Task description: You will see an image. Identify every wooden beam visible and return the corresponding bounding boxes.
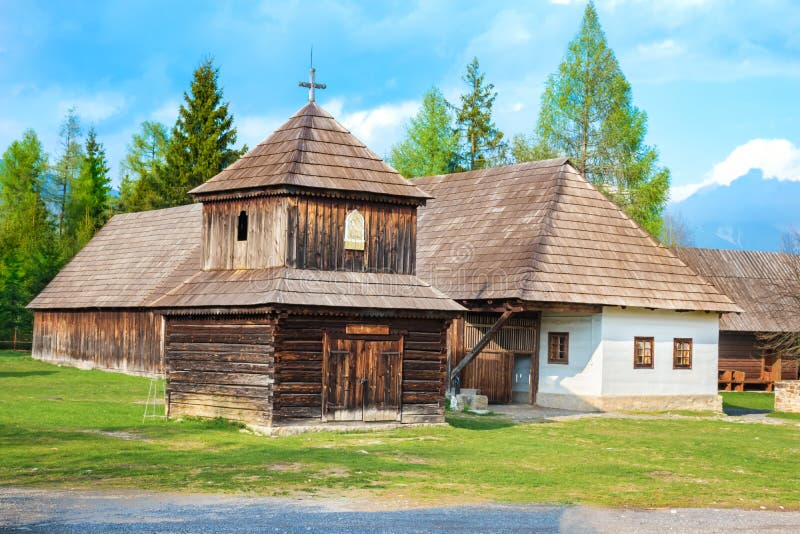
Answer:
[450,309,514,381]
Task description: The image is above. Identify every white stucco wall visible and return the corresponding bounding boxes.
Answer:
[535,307,721,411]
[537,313,603,397]
[600,307,719,397]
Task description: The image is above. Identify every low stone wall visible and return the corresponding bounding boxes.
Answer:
[775,381,800,413]
[536,392,723,413]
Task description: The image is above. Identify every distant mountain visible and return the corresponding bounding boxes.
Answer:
[668,170,800,252]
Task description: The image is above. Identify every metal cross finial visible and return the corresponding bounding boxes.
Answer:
[298,48,326,103]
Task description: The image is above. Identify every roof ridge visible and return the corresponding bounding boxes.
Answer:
[524,161,568,292]
[189,103,431,199]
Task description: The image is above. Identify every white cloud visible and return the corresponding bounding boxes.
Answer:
[636,39,685,60]
[672,138,800,202]
[237,114,283,148]
[321,98,420,156]
[149,99,180,125]
[57,92,126,123]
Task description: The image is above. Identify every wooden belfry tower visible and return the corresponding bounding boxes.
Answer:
[154,68,462,432]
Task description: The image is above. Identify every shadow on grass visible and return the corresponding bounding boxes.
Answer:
[722,405,771,416]
[446,415,516,430]
[0,370,57,378]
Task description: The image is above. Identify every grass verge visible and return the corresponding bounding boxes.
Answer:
[2,351,799,509]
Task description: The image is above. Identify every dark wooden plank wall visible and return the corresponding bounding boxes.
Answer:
[273,315,447,425]
[286,197,416,274]
[165,316,276,427]
[719,331,799,381]
[449,313,540,404]
[32,310,163,375]
[203,197,287,270]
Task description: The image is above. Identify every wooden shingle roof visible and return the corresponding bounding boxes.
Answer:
[150,267,463,311]
[677,247,800,332]
[415,159,740,313]
[28,204,462,313]
[28,204,203,309]
[189,103,430,201]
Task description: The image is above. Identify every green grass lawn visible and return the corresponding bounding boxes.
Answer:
[721,391,775,412]
[2,351,800,509]
[720,390,800,421]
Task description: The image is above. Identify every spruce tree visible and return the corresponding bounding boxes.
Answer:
[163,59,244,206]
[0,130,58,340]
[456,57,507,171]
[537,1,669,237]
[389,87,459,178]
[65,128,111,251]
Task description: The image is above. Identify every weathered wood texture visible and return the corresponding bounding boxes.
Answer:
[451,312,540,404]
[203,197,288,270]
[29,204,202,309]
[273,315,448,425]
[32,310,163,375]
[165,317,276,427]
[286,196,416,274]
[677,248,800,332]
[415,159,739,312]
[719,332,798,389]
[190,103,430,200]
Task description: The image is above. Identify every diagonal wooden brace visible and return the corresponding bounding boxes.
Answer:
[450,309,515,381]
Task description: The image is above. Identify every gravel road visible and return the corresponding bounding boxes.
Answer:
[1,488,799,533]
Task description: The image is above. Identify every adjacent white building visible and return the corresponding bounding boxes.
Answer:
[416,158,741,412]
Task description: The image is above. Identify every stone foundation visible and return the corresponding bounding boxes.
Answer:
[775,381,800,413]
[536,392,723,413]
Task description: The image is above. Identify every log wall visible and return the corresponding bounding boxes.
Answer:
[164,316,276,427]
[32,310,163,375]
[719,331,799,383]
[273,315,448,426]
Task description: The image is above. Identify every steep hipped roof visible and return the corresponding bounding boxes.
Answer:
[28,204,203,309]
[677,247,800,332]
[151,267,463,311]
[189,103,430,200]
[415,159,740,313]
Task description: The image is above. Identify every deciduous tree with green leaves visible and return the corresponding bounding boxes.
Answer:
[456,57,507,171]
[389,87,459,178]
[117,121,170,212]
[510,133,558,164]
[536,1,670,237]
[52,109,84,237]
[163,59,244,206]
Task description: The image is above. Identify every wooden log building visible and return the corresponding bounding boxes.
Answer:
[677,248,800,391]
[29,97,462,432]
[415,159,742,411]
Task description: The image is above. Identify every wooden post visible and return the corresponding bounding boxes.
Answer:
[12,326,17,352]
[450,309,514,381]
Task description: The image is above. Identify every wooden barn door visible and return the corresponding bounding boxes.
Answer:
[324,336,402,422]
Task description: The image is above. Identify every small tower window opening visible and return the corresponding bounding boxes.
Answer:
[237,210,248,242]
[344,209,365,251]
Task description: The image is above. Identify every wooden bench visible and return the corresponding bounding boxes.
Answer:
[745,371,777,392]
[719,370,745,392]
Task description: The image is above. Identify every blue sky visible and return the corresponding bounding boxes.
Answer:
[1,0,800,202]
